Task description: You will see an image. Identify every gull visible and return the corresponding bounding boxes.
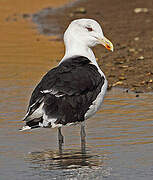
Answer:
[20,19,113,150]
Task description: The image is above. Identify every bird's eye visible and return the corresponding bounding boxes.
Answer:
[86,27,93,32]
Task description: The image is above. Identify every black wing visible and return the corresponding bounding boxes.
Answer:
[23,56,105,126]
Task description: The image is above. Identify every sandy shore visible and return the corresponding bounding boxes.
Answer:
[32,0,153,93]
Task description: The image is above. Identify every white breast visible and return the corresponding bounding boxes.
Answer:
[85,70,107,120]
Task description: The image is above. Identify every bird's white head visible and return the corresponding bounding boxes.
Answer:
[64,18,113,51]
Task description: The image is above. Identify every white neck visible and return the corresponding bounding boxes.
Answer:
[60,38,99,67]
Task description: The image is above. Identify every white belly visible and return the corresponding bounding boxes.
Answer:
[85,78,107,120]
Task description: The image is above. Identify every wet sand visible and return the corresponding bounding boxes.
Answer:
[0,0,75,87]
[32,0,153,93]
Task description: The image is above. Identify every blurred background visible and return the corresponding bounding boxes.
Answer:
[0,0,153,179]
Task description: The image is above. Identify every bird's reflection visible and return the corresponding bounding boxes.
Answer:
[25,146,103,171]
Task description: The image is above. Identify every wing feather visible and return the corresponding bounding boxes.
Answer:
[23,56,105,125]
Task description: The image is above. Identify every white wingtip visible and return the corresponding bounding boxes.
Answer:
[19,126,31,131]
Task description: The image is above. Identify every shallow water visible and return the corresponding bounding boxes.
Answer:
[1,87,153,180]
[0,1,153,180]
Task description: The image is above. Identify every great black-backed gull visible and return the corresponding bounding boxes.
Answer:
[20,19,113,149]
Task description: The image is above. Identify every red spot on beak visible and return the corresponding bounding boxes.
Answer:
[106,44,110,50]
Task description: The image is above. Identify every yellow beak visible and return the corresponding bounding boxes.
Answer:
[98,36,114,51]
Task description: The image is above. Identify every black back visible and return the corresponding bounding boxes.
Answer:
[24,56,105,126]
